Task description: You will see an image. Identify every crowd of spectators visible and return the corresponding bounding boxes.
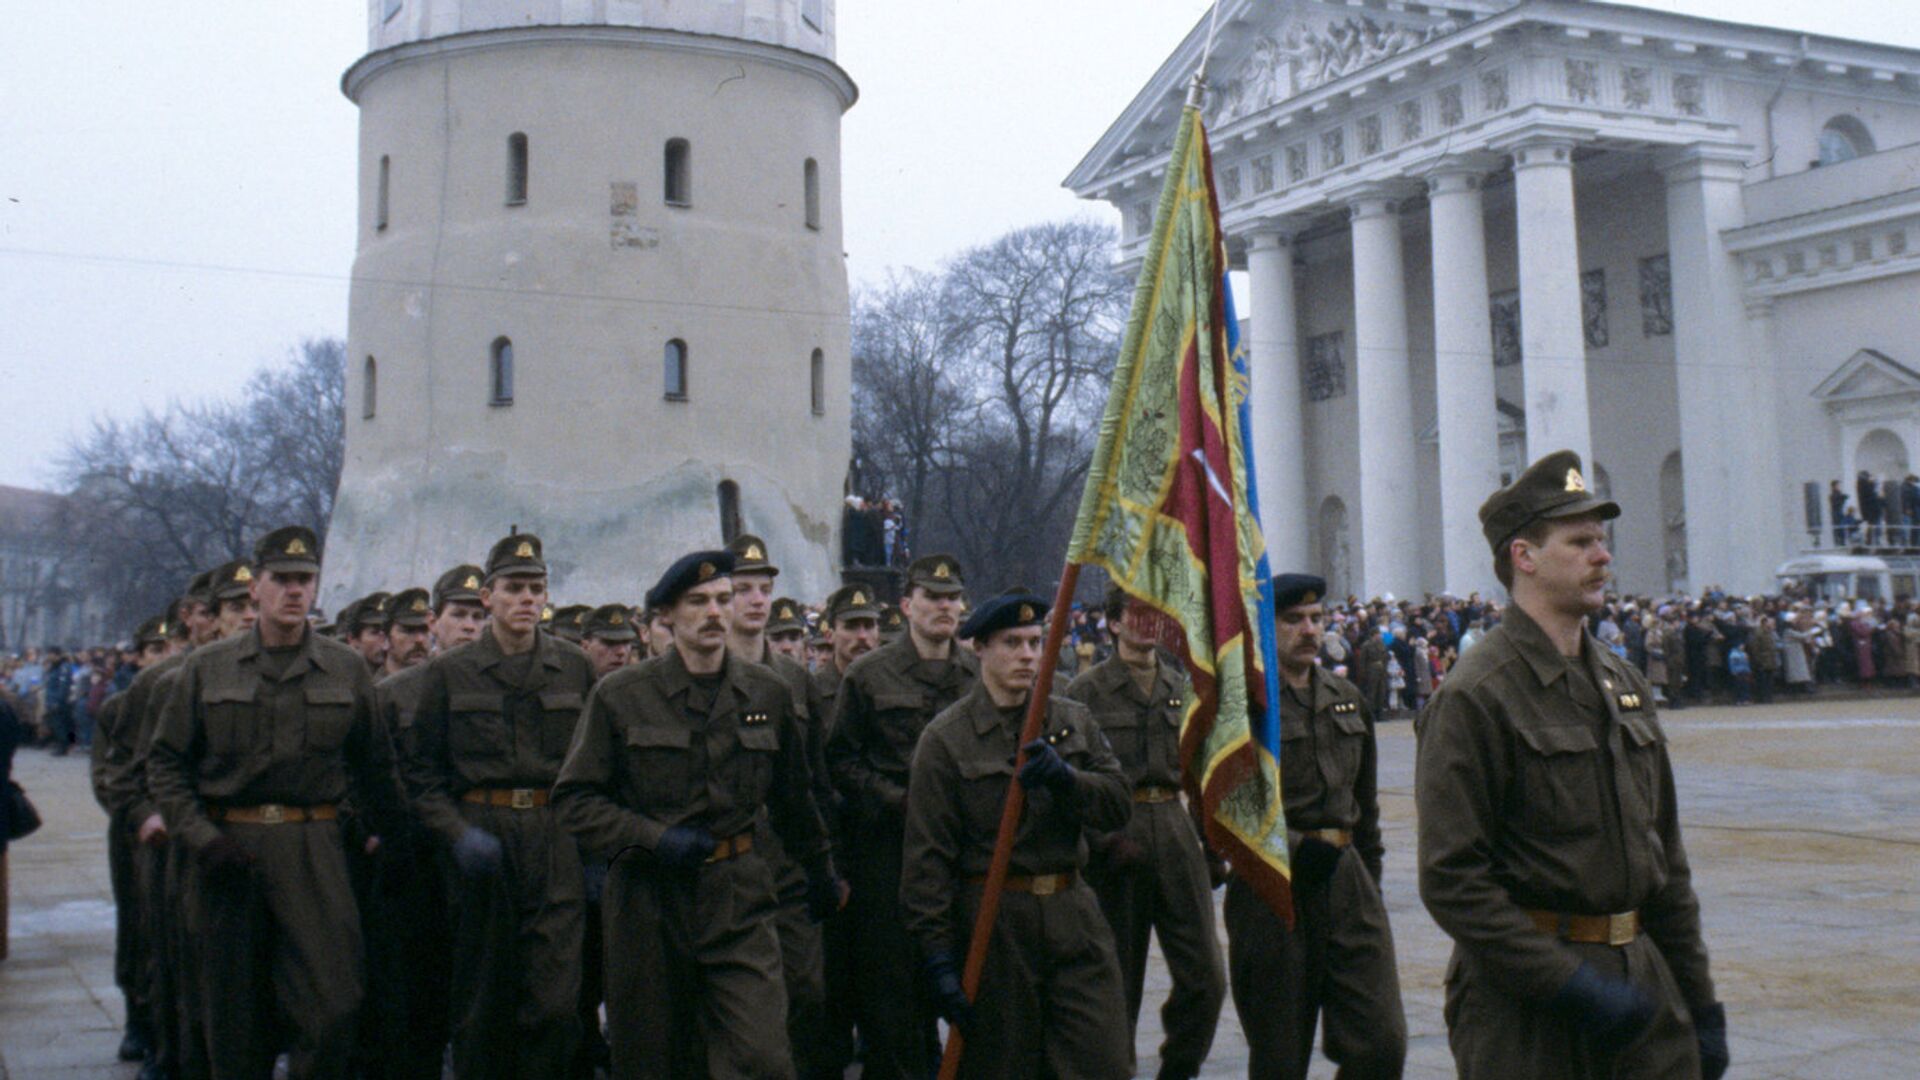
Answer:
[0,644,138,757]
[1827,471,1920,549]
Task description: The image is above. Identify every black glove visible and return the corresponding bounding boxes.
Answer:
[1549,962,1657,1053]
[198,835,255,878]
[654,825,717,869]
[924,953,973,1035]
[451,826,503,879]
[1290,835,1343,886]
[1017,739,1074,795]
[1694,1001,1728,1080]
[806,868,847,922]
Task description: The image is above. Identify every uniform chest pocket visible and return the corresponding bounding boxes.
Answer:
[624,723,692,808]
[448,692,508,759]
[1514,724,1602,836]
[538,691,585,757]
[956,755,1015,831]
[1328,707,1369,781]
[730,720,781,800]
[304,686,355,752]
[872,692,928,757]
[1618,712,1666,825]
[203,684,259,758]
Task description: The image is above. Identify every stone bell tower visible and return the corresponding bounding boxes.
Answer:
[324,0,856,610]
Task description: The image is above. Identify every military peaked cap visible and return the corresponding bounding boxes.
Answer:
[825,584,882,627]
[210,559,256,603]
[646,550,734,611]
[959,588,1049,642]
[880,604,906,641]
[551,604,591,642]
[906,553,965,596]
[585,603,639,643]
[346,592,392,633]
[185,569,216,607]
[385,587,432,629]
[433,564,485,610]
[485,532,547,581]
[255,525,321,574]
[1272,573,1327,611]
[135,616,170,648]
[1478,449,1620,554]
[726,533,778,576]
[767,597,806,635]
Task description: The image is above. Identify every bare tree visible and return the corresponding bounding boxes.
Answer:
[851,270,971,529]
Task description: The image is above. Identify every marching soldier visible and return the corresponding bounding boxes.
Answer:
[1417,450,1727,1080]
[1225,573,1405,1080]
[581,603,638,678]
[342,592,392,672]
[552,604,592,645]
[405,533,596,1079]
[364,565,484,1079]
[766,597,810,664]
[825,553,977,1079]
[147,525,407,1079]
[380,587,433,678]
[644,606,675,660]
[900,589,1133,1079]
[576,600,641,1075]
[1067,586,1226,1080]
[809,585,880,736]
[553,550,844,1078]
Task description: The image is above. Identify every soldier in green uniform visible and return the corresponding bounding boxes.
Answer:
[1417,450,1727,1080]
[404,532,596,1080]
[336,592,390,671]
[1067,586,1225,1080]
[89,614,172,1068]
[1225,573,1405,1080]
[551,604,592,645]
[809,585,880,733]
[582,603,638,678]
[147,525,407,1080]
[722,534,842,1080]
[825,554,978,1079]
[380,587,433,679]
[900,589,1134,1079]
[575,600,641,1075]
[553,550,844,1079]
[766,597,810,665]
[364,565,483,1080]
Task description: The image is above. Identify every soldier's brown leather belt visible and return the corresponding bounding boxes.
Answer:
[1134,785,1181,803]
[1528,909,1641,946]
[209,803,338,825]
[967,871,1077,896]
[1293,827,1352,848]
[706,831,755,863]
[462,787,550,810]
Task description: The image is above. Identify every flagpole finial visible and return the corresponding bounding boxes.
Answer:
[1185,73,1207,111]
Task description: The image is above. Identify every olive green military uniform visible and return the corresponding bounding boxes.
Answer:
[147,623,406,1080]
[1227,665,1405,1080]
[900,684,1134,1079]
[1417,603,1716,1078]
[404,626,596,1080]
[825,633,978,1078]
[553,647,835,1079]
[1067,655,1225,1078]
[90,689,151,1045]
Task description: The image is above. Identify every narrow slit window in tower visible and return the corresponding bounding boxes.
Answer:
[664,339,688,400]
[665,139,691,207]
[491,337,514,405]
[507,132,529,205]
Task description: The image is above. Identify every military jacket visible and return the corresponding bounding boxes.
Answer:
[405,627,597,846]
[1280,667,1384,884]
[147,627,405,854]
[899,685,1131,960]
[552,647,830,871]
[1065,655,1187,790]
[809,663,843,722]
[89,691,127,815]
[826,636,978,828]
[1416,603,1714,1007]
[376,661,433,743]
[100,650,189,824]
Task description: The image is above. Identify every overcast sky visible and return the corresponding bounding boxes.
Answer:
[1,0,1913,489]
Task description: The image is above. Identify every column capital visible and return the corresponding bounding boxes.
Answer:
[1340,181,1420,221]
[1490,123,1595,171]
[1246,218,1307,250]
[1655,142,1753,186]
[1424,152,1503,195]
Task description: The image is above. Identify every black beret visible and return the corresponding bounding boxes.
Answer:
[645,550,735,611]
[1272,573,1327,611]
[1479,449,1620,554]
[959,588,1049,642]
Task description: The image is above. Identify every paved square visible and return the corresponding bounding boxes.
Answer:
[4,694,1916,1078]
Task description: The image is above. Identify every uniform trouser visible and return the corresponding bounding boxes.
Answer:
[1085,801,1225,1076]
[951,879,1132,1080]
[358,837,452,1080]
[447,804,584,1080]
[578,859,609,1076]
[602,848,792,1080]
[845,824,939,1079]
[1225,846,1406,1080]
[760,821,832,1079]
[107,815,149,1018]
[1443,934,1702,1079]
[137,842,178,1072]
[185,819,364,1080]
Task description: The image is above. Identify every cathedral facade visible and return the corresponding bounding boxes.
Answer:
[1069,0,1920,599]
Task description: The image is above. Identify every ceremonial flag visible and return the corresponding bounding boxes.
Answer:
[1065,102,1293,920]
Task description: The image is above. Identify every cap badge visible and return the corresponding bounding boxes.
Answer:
[463,575,480,590]
[515,541,534,558]
[234,565,253,583]
[1301,591,1317,605]
[411,598,428,612]
[746,544,763,561]
[852,591,866,606]
[1018,604,1035,622]
[698,562,715,581]
[541,605,554,620]
[933,562,951,579]
[610,612,624,625]
[1564,467,1587,494]
[286,538,308,556]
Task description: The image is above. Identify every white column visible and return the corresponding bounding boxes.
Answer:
[1426,164,1502,597]
[1348,192,1418,600]
[1246,230,1310,573]
[1663,143,1768,592]
[1744,297,1796,558]
[1510,138,1593,465]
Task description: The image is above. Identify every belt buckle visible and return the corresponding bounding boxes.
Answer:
[261,804,286,825]
[705,839,728,864]
[1031,874,1061,897]
[510,789,535,810]
[1608,912,1635,946]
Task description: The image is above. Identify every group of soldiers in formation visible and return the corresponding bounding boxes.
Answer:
[86,448,1729,1080]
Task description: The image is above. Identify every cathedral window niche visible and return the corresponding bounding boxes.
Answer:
[665,139,691,207]
[804,158,821,230]
[490,337,514,405]
[810,349,825,415]
[506,133,529,205]
[363,356,377,419]
[718,480,743,543]
[1817,116,1875,166]
[376,155,390,232]
[664,339,689,400]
